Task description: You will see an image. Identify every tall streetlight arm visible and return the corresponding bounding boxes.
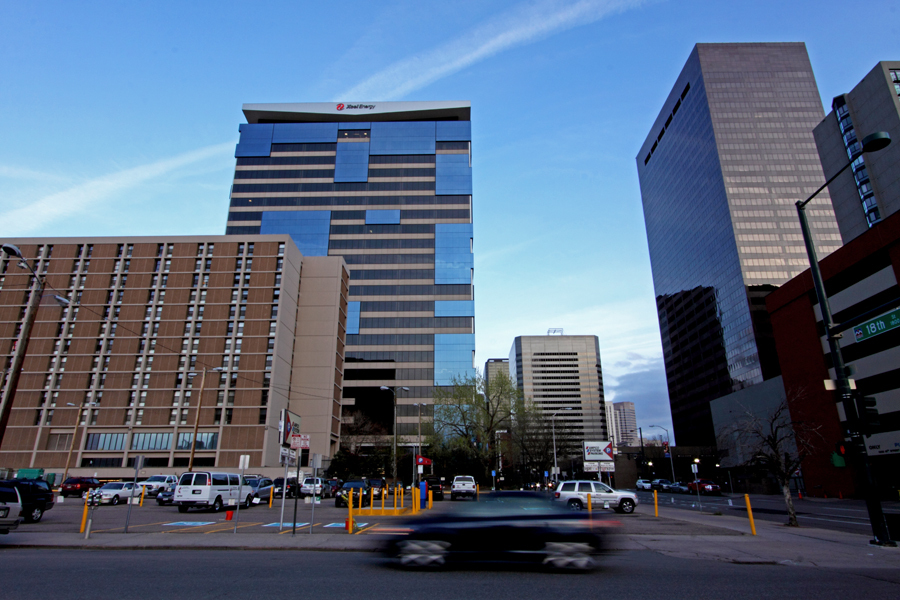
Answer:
[794,131,893,546]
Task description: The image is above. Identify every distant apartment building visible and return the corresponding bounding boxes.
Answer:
[612,401,638,447]
[0,236,347,476]
[605,402,619,447]
[813,62,900,242]
[509,335,607,445]
[223,101,475,448]
[483,357,509,388]
[636,42,842,446]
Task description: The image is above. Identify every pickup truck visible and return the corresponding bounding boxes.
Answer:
[137,475,178,497]
[450,475,476,500]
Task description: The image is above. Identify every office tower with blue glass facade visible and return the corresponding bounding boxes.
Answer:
[225,101,475,450]
[636,43,842,446]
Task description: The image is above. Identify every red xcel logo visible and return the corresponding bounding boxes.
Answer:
[336,103,344,111]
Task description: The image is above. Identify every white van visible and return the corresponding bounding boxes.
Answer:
[174,472,252,513]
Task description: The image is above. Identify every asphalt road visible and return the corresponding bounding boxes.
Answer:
[1,548,897,599]
[633,490,900,534]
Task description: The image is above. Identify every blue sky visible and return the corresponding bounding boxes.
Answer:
[1,0,898,443]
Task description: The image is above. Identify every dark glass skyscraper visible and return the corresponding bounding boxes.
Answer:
[636,43,842,446]
[224,101,475,449]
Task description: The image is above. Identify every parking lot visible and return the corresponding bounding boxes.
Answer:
[29,493,437,535]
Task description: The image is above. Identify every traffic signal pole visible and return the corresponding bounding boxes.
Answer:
[797,198,894,546]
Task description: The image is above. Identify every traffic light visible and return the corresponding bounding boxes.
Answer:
[832,442,847,467]
[855,395,880,431]
[835,442,848,456]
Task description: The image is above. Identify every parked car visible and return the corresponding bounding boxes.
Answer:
[669,482,690,494]
[650,479,673,491]
[137,475,178,497]
[0,484,22,534]
[553,480,638,514]
[367,478,387,499]
[60,477,102,498]
[325,478,343,496]
[273,477,299,499]
[95,482,138,505]
[450,475,477,500]
[688,479,722,495]
[156,484,175,505]
[335,480,371,508]
[0,478,55,522]
[635,479,653,491]
[383,491,612,571]
[424,476,444,500]
[243,476,275,504]
[300,477,329,498]
[174,471,252,512]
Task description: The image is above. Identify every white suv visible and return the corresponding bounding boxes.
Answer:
[553,480,638,513]
[635,479,653,491]
[450,475,476,500]
[137,475,178,496]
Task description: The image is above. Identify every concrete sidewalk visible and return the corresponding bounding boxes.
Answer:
[621,502,900,570]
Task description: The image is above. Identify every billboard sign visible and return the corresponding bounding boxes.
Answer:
[280,409,302,448]
[583,441,614,462]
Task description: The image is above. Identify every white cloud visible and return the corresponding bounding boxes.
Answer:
[337,0,647,100]
[0,142,235,237]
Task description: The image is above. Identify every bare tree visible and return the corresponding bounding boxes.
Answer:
[721,393,823,527]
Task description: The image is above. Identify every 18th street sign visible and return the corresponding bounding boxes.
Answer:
[854,308,900,342]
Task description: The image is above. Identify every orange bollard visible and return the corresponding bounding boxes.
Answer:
[798,491,803,500]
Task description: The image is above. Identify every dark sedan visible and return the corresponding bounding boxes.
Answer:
[335,480,372,508]
[156,486,175,505]
[382,491,616,571]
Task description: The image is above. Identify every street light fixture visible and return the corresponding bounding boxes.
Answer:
[795,131,894,546]
[380,385,409,484]
[649,425,676,483]
[551,407,573,481]
[186,367,225,471]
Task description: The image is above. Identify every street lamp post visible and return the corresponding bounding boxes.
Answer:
[186,367,224,472]
[551,407,572,481]
[795,131,894,546]
[649,425,676,483]
[381,385,409,484]
[62,400,97,484]
[0,244,46,448]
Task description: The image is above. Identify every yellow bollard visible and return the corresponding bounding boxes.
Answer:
[654,490,658,517]
[140,486,145,507]
[744,494,757,536]
[476,484,480,500]
[428,489,433,510]
[269,485,274,508]
[393,486,397,509]
[381,488,385,512]
[358,487,363,510]
[587,492,592,514]
[79,497,89,533]
[347,489,354,533]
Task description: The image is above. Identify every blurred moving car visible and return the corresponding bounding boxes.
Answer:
[60,477,102,498]
[688,479,722,495]
[0,479,55,522]
[0,484,22,534]
[450,476,476,500]
[635,479,653,491]
[553,480,638,514]
[96,482,137,505]
[274,477,299,499]
[335,480,371,508]
[137,475,178,497]
[650,479,673,491]
[383,491,613,571]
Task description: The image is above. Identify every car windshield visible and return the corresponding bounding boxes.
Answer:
[342,481,366,489]
[145,476,166,482]
[245,479,260,486]
[0,487,18,503]
[101,483,123,490]
[455,477,475,483]
[303,479,316,485]
[63,478,83,484]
